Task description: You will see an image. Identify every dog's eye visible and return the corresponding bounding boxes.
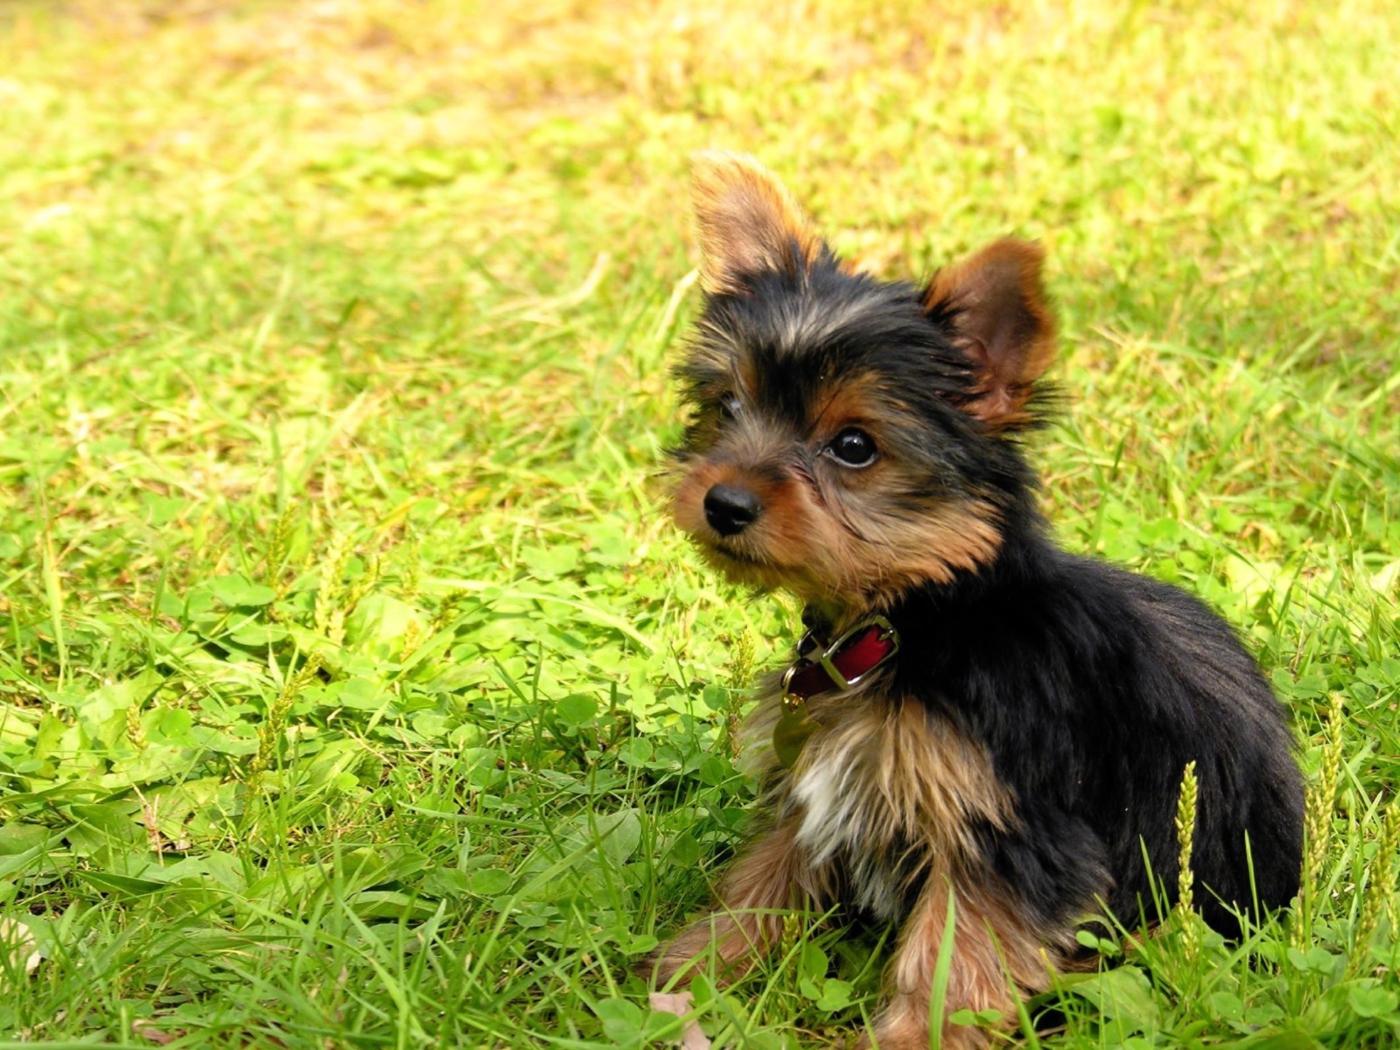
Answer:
[825,428,878,468]
[718,393,741,420]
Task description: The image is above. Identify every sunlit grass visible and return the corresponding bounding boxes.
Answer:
[1,1,1397,1045]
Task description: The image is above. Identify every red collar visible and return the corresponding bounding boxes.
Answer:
[780,615,900,701]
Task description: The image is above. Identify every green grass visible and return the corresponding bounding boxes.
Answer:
[1,0,1398,1046]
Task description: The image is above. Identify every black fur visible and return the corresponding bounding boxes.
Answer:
[683,249,1304,937]
[889,521,1305,936]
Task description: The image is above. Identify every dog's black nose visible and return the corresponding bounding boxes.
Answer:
[704,484,763,536]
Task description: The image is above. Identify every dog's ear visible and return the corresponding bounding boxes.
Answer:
[925,239,1057,430]
[691,151,822,296]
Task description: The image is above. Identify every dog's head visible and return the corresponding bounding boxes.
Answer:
[671,153,1059,612]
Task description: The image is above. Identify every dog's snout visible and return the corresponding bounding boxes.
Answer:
[704,484,763,536]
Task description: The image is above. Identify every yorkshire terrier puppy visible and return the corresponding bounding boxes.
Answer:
[653,153,1304,1049]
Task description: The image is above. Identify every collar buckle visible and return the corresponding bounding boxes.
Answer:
[780,614,900,707]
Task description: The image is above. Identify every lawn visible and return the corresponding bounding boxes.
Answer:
[1,0,1398,1046]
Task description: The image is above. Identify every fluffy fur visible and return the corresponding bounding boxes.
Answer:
[653,152,1304,1049]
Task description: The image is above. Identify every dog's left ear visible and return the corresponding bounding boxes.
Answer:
[925,239,1057,430]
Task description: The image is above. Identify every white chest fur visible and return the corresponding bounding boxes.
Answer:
[782,698,1012,919]
[792,745,869,864]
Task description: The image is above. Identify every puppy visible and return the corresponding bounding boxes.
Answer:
[652,153,1304,1049]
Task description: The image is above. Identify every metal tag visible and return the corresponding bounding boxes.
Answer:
[773,699,818,768]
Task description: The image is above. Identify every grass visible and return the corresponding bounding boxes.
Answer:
[0,0,1397,1046]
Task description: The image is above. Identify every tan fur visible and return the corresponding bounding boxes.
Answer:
[809,371,886,438]
[841,495,1003,609]
[874,878,1065,1050]
[672,455,858,600]
[768,694,1014,925]
[783,696,1013,864]
[673,451,1002,609]
[650,819,831,985]
[925,238,1057,430]
[691,151,823,296]
[684,317,757,401]
[661,683,1077,1036]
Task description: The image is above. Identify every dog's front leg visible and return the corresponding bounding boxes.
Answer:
[650,819,814,985]
[871,876,1054,1050]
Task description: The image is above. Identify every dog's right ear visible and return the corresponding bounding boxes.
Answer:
[691,152,822,296]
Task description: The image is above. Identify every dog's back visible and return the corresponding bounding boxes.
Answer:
[898,541,1304,937]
